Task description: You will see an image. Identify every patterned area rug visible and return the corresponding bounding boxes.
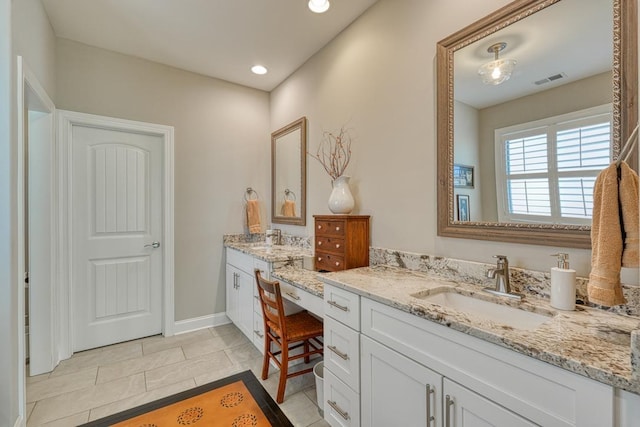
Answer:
[79,370,293,427]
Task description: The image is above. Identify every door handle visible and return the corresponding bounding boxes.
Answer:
[144,241,161,249]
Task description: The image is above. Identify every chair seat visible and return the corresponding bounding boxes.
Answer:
[268,311,323,341]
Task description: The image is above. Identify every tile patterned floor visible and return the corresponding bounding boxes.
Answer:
[26,324,329,427]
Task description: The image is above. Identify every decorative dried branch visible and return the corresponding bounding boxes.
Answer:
[309,125,353,181]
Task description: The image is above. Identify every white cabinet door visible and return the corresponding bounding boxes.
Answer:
[443,379,537,427]
[236,268,254,338]
[226,264,240,325]
[361,335,442,427]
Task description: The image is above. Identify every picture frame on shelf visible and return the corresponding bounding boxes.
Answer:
[453,164,474,188]
[457,194,470,222]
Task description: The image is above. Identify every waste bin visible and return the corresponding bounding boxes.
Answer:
[313,361,324,416]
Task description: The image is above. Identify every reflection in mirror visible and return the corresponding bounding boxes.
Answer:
[437,0,637,248]
[271,117,307,226]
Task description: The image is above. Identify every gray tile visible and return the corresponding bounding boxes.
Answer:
[26,372,50,384]
[30,411,90,427]
[27,367,97,403]
[308,418,331,427]
[26,402,35,422]
[142,329,213,355]
[145,350,232,390]
[279,390,323,427]
[50,342,142,377]
[89,378,196,421]
[96,347,184,384]
[28,373,146,425]
[209,323,241,337]
[182,330,250,359]
[224,342,262,363]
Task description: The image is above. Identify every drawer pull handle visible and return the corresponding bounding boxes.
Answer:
[426,384,435,425]
[327,400,350,420]
[254,295,259,300]
[318,241,322,245]
[335,226,340,231]
[318,257,322,262]
[328,345,349,360]
[318,225,322,229]
[335,244,340,248]
[445,395,453,427]
[335,261,340,266]
[285,291,301,301]
[254,330,264,338]
[327,300,349,312]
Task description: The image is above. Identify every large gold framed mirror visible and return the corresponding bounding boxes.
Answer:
[437,0,637,248]
[271,117,307,226]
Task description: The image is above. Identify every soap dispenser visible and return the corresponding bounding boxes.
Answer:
[550,253,576,311]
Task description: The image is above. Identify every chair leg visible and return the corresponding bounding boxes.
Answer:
[304,340,310,364]
[276,342,289,404]
[261,336,270,381]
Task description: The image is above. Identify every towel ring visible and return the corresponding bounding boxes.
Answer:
[284,189,296,202]
[244,187,259,202]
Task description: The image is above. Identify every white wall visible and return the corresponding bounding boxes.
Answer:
[453,100,482,221]
[55,39,270,318]
[270,0,604,276]
[0,0,17,423]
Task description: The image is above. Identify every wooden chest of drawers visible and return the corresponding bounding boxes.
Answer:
[314,215,370,272]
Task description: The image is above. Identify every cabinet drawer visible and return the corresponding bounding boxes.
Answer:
[316,253,345,272]
[325,317,359,392]
[316,236,345,255]
[279,280,324,318]
[226,248,254,273]
[324,284,359,330]
[253,258,269,279]
[316,219,346,237]
[324,369,360,427]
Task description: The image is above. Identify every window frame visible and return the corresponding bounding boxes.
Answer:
[494,104,613,225]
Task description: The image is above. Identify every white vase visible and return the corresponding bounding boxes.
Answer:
[328,175,355,214]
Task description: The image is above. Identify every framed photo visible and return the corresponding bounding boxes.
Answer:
[457,194,470,222]
[453,164,474,188]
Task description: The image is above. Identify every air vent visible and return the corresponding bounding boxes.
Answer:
[534,73,567,86]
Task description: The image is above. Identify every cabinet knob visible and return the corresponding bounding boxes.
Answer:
[318,225,322,229]
[318,241,322,245]
[335,261,340,266]
[335,243,340,248]
[336,226,340,231]
[318,257,322,262]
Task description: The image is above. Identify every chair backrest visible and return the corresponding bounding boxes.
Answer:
[254,269,287,338]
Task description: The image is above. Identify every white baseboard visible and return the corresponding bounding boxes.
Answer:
[173,313,231,335]
[14,414,24,427]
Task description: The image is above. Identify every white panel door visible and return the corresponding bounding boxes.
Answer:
[72,125,163,351]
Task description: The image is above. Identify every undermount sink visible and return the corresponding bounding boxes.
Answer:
[412,289,553,331]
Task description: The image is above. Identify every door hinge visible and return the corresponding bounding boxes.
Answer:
[24,271,29,285]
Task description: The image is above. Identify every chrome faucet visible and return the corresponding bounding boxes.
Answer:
[266,228,282,245]
[484,255,522,300]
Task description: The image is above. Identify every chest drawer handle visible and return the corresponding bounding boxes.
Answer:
[335,226,340,231]
[327,400,350,421]
[327,300,349,312]
[335,243,340,248]
[317,257,323,262]
[328,345,349,360]
[318,241,322,245]
[285,291,301,301]
[318,225,322,229]
[335,261,340,266]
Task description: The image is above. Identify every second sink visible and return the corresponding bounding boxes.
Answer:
[412,289,553,331]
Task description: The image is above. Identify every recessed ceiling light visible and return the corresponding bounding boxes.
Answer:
[308,0,330,13]
[251,65,268,75]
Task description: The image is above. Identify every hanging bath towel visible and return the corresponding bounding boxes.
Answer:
[246,199,261,233]
[620,161,639,267]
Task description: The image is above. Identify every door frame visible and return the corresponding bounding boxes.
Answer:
[17,57,56,378]
[57,110,175,360]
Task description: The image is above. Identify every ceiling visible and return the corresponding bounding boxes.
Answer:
[41,0,379,92]
[454,0,612,109]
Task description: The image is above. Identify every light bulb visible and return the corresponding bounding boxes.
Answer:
[308,0,330,13]
[251,65,268,75]
[491,67,502,80]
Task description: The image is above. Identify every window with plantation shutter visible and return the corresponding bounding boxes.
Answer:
[495,105,612,225]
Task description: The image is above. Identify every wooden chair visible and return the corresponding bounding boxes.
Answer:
[254,269,324,403]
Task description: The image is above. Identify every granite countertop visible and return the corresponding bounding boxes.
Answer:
[226,240,640,394]
[317,265,640,395]
[224,241,313,263]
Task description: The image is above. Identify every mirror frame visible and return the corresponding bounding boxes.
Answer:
[271,117,307,226]
[437,0,637,248]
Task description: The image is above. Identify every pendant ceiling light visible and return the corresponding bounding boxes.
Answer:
[478,42,517,85]
[308,0,330,13]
